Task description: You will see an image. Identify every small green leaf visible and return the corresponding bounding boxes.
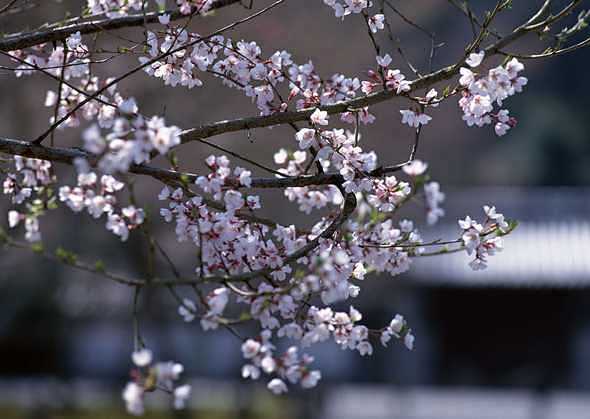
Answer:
[94,260,106,273]
[56,247,77,265]
[31,242,44,253]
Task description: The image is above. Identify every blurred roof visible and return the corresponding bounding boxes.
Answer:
[411,187,590,288]
[323,385,590,419]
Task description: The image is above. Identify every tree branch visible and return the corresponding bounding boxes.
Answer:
[0,136,421,190]
[0,0,242,52]
[179,63,456,143]
[0,0,583,189]
[0,0,20,16]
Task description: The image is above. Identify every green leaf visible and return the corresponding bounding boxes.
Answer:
[94,260,106,273]
[56,247,77,265]
[31,242,44,253]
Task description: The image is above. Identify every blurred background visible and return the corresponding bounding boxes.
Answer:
[1,0,590,418]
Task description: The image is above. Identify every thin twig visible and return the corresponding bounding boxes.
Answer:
[0,0,19,16]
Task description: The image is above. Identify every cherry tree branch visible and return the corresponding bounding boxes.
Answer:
[0,0,20,16]
[0,134,421,190]
[0,193,358,287]
[180,0,582,144]
[179,64,455,144]
[0,0,242,52]
[0,229,147,286]
[0,2,582,197]
[179,192,358,285]
[0,1,583,188]
[31,0,287,144]
[6,0,578,149]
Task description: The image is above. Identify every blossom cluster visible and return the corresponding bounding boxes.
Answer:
[423,181,445,225]
[10,31,89,81]
[87,0,145,17]
[348,217,422,277]
[86,0,214,17]
[367,175,411,212]
[123,348,191,416]
[175,0,215,15]
[198,287,230,330]
[275,148,344,214]
[284,110,420,218]
[362,55,412,95]
[322,0,384,30]
[236,304,414,394]
[292,118,381,195]
[380,314,415,350]
[459,205,509,270]
[158,157,279,289]
[10,32,136,133]
[458,51,527,136]
[59,172,144,241]
[138,26,374,116]
[241,331,321,393]
[151,147,441,398]
[82,99,182,173]
[136,17,415,124]
[4,157,55,242]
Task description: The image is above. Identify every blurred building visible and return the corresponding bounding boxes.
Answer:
[2,187,590,391]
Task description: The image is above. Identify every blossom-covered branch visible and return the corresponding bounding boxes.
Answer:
[0,0,588,415]
[0,0,243,52]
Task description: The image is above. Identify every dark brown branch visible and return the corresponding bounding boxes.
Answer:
[179,63,456,144]
[0,0,20,16]
[485,1,583,55]
[0,0,242,52]
[0,136,423,190]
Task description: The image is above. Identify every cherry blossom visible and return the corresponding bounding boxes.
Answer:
[368,14,385,33]
[310,108,329,126]
[59,172,144,241]
[458,206,509,270]
[122,382,144,416]
[400,110,432,128]
[122,347,191,415]
[466,50,485,68]
[402,160,428,177]
[132,349,153,368]
[424,182,445,225]
[458,58,527,136]
[376,53,392,67]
